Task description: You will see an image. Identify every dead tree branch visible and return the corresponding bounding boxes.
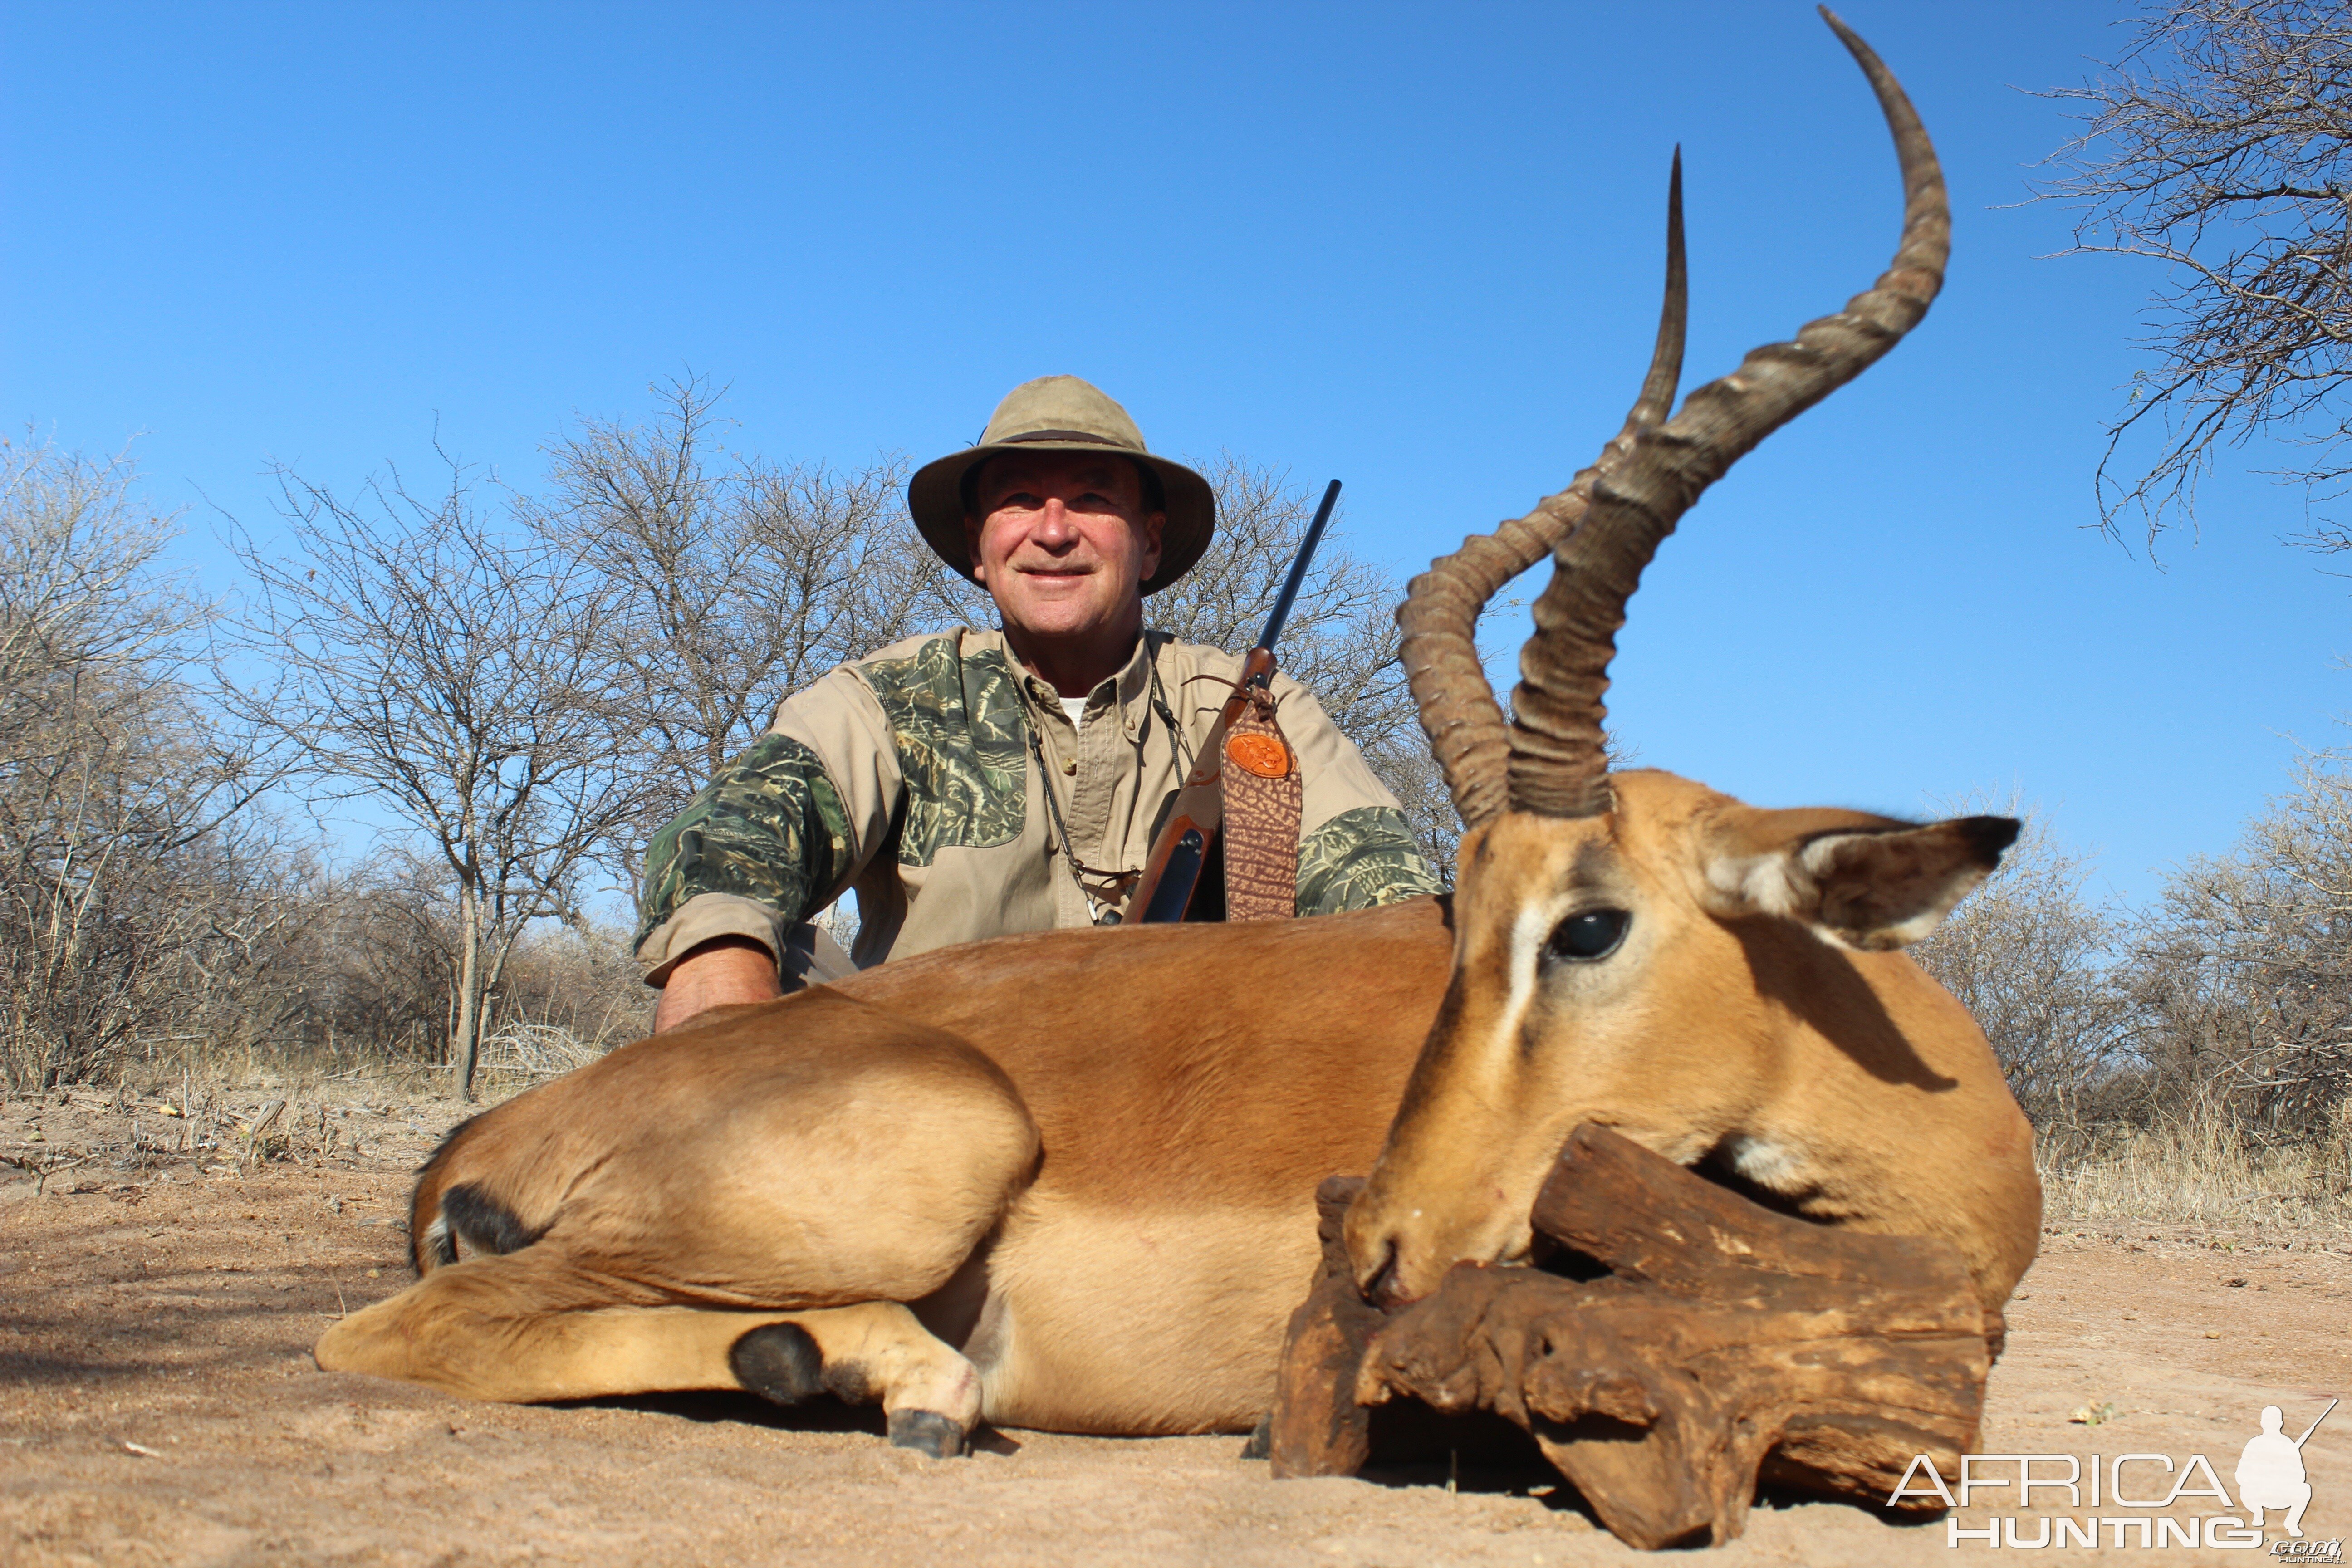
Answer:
[2039,1,2352,549]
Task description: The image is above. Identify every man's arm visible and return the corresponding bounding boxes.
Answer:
[634,730,856,983]
[641,711,894,1040]
[652,935,783,1033]
[1263,670,1446,914]
[636,660,912,1031]
[1296,804,1444,913]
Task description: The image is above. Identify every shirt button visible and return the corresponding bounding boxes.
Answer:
[1062,760,1076,776]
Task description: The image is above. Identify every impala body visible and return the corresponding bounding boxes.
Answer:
[316,14,2042,1456]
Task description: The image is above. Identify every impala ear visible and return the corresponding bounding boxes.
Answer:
[1697,809,2020,951]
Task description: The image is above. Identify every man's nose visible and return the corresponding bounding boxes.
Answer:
[1034,500,1078,544]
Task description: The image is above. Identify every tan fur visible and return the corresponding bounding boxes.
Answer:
[1344,771,2039,1311]
[316,773,2037,1442]
[322,901,1449,1433]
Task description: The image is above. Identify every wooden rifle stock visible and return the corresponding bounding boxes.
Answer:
[1128,479,1340,924]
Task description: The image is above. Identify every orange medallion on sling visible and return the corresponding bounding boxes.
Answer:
[1225,732,1292,779]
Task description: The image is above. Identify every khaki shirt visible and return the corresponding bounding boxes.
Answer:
[634,627,1440,980]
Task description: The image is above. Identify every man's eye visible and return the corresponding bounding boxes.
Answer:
[1545,908,1629,963]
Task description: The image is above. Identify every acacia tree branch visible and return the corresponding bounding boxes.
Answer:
[2037,0,2352,551]
[215,446,651,1097]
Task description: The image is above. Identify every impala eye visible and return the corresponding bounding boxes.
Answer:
[1547,908,1630,963]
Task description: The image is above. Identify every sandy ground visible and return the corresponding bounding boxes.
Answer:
[3,1084,2348,1567]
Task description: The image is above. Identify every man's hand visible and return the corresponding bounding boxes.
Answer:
[653,936,783,1033]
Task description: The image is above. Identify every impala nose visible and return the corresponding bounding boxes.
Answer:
[1354,1235,1421,1311]
[1361,1248,1401,1310]
[1369,1262,1416,1311]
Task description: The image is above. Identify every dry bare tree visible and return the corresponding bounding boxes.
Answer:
[225,857,450,1072]
[2040,0,2352,549]
[2128,750,2352,1151]
[1909,808,2133,1142]
[220,451,645,1099]
[522,377,971,868]
[0,436,277,1089]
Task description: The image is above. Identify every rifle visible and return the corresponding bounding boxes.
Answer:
[1128,478,1342,924]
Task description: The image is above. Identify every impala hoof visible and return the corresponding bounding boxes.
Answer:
[729,1322,824,1406]
[886,1409,966,1458]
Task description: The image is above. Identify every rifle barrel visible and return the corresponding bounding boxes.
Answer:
[1252,479,1342,664]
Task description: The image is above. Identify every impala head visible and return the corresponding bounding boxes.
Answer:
[1346,12,2023,1307]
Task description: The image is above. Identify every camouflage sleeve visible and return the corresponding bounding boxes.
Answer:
[1295,804,1446,916]
[632,733,855,962]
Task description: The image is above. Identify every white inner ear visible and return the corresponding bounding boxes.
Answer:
[1704,851,1811,921]
[1868,899,1964,950]
[1722,1132,1808,1193]
[1708,832,1988,951]
[1801,830,1986,951]
[1705,840,1873,951]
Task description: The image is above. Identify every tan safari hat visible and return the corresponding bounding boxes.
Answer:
[907,375,1215,596]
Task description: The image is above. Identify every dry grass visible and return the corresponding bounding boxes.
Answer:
[2040,1112,2352,1235]
[472,1020,611,1095]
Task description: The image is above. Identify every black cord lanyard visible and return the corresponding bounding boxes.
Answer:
[1148,659,1191,776]
[1025,719,1105,912]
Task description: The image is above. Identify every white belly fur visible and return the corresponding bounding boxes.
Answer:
[965,1191,1323,1434]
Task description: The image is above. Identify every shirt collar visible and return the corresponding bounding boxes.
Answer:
[999,628,1159,743]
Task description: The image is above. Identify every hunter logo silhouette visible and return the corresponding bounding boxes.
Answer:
[2239,1398,2335,1539]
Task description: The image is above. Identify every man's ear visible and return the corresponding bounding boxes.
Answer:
[962,514,987,587]
[1695,806,2020,951]
[1138,510,1165,582]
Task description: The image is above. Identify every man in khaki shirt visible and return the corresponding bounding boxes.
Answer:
[637,376,1441,1031]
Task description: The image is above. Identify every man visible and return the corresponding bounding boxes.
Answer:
[635,374,1442,1031]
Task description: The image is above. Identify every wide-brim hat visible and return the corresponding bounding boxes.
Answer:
[908,375,1215,596]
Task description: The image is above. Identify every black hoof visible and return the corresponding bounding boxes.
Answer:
[729,1322,824,1407]
[886,1408,967,1459]
[1240,1412,1273,1460]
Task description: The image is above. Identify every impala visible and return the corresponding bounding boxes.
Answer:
[317,14,2039,1460]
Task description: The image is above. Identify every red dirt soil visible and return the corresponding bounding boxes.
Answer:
[3,1087,2346,1566]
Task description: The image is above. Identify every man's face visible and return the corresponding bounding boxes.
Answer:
[965,451,1165,652]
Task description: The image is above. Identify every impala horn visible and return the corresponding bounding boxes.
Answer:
[1397,153,1686,833]
[1403,8,1950,827]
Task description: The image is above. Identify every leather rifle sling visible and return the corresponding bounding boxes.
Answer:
[1220,688,1302,921]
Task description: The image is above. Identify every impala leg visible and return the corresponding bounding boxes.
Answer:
[729,1301,983,1457]
[317,1246,783,1402]
[320,1007,1039,1444]
[318,1254,983,1455]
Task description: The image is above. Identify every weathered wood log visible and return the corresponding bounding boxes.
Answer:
[1265,1175,1381,1479]
[1268,1123,1991,1551]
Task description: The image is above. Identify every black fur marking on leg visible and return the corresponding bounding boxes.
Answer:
[410,1112,492,1273]
[440,1182,544,1257]
[730,1322,824,1406]
[886,1409,967,1458]
[1240,1412,1273,1460]
[820,1361,872,1404]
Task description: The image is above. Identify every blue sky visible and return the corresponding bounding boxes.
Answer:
[6,1,2343,909]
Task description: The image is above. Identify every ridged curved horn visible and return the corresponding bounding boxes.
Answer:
[1504,9,1948,818]
[1397,152,1687,832]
